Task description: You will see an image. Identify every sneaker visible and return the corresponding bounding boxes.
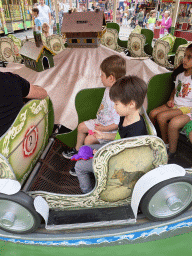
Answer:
[62,148,78,159]
[168,151,176,160]
[69,168,77,177]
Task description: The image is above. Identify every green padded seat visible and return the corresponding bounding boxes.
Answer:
[56,88,105,147]
[161,34,176,53]
[106,22,120,33]
[147,72,173,114]
[170,37,188,56]
[107,22,128,49]
[141,28,153,56]
[152,36,187,69]
[128,28,153,57]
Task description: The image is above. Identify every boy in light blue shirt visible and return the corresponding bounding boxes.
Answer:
[32,8,42,33]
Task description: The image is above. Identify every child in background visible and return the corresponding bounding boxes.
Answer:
[62,55,126,161]
[144,13,150,28]
[120,6,124,25]
[137,8,144,28]
[122,8,128,27]
[74,76,148,194]
[147,10,156,31]
[149,44,192,159]
[42,22,50,37]
[32,8,42,33]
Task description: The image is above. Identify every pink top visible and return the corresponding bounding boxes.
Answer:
[159,17,172,34]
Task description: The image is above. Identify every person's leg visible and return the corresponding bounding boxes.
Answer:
[149,104,170,125]
[75,144,103,193]
[189,131,192,144]
[182,120,192,143]
[75,158,94,194]
[76,122,89,151]
[63,120,97,159]
[62,121,89,159]
[84,135,99,145]
[168,114,190,153]
[156,109,182,143]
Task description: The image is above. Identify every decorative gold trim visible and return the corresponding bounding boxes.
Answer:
[36,46,55,62]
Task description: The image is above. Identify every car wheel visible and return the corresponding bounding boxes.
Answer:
[140,176,192,221]
[0,191,41,234]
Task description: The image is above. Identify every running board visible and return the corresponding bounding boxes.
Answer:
[46,205,135,231]
[46,218,136,231]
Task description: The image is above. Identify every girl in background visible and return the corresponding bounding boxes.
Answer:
[42,22,50,37]
[149,44,192,159]
[147,10,156,31]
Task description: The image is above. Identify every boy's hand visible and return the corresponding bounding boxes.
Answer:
[95,124,106,131]
[94,130,105,140]
[167,100,174,108]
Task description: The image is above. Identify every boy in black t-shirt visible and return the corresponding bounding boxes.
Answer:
[73,76,148,194]
[95,76,148,141]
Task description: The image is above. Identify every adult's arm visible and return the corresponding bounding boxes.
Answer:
[26,84,48,99]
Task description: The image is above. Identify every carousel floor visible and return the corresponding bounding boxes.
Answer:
[28,138,82,195]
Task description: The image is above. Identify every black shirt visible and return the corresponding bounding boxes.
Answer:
[0,72,30,137]
[118,115,148,139]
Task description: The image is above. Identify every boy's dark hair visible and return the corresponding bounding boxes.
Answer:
[100,55,126,80]
[32,8,39,14]
[109,76,147,109]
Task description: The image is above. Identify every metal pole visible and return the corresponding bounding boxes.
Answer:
[0,0,8,34]
[113,0,116,22]
[134,0,138,15]
[54,0,60,34]
[155,0,159,12]
[171,0,180,35]
[69,0,72,8]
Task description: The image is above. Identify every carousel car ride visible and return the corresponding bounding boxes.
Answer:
[0,83,192,235]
